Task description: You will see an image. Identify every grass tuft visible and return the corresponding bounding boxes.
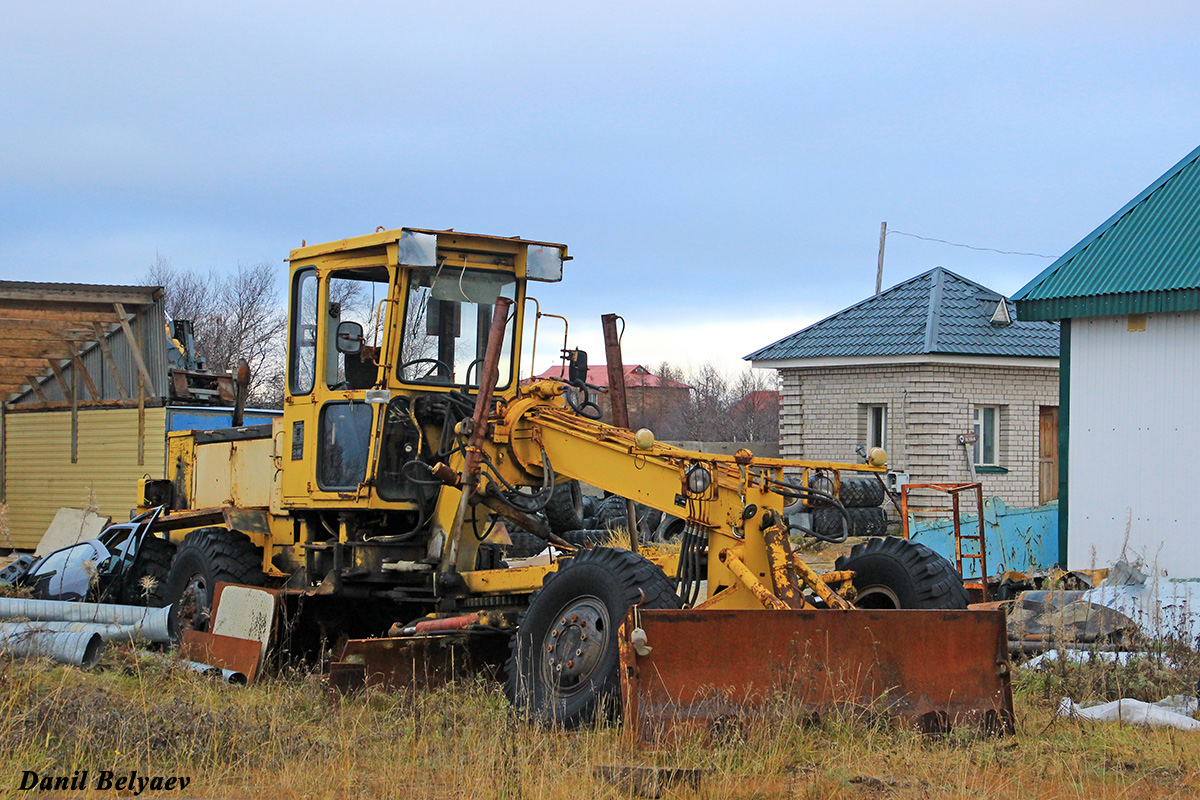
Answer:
[0,646,1198,798]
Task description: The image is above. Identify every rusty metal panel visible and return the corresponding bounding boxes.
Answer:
[620,609,1013,740]
[336,634,511,692]
[179,630,263,683]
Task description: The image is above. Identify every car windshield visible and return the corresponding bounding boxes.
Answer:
[27,541,109,601]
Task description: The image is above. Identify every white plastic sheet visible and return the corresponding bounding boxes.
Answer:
[1057,697,1200,730]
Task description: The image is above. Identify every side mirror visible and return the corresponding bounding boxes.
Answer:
[336,321,364,356]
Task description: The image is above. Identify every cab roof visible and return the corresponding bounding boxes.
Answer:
[288,227,569,262]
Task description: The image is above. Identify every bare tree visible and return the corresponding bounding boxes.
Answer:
[146,257,288,407]
[647,361,780,444]
[727,369,779,443]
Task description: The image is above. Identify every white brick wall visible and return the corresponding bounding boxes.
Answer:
[778,362,1058,508]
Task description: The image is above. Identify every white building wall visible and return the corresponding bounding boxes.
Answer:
[1068,311,1200,576]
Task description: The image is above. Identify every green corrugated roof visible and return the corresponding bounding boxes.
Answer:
[1014,144,1200,320]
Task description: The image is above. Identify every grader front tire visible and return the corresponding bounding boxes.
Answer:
[504,547,680,728]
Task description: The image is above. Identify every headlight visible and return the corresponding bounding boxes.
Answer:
[685,464,712,495]
[867,447,887,468]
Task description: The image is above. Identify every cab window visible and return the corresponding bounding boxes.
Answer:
[317,402,374,490]
[398,266,516,387]
[288,269,319,395]
[326,266,391,390]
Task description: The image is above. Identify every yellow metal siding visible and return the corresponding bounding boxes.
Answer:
[3,408,168,549]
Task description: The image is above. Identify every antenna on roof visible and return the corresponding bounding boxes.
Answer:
[875,222,887,295]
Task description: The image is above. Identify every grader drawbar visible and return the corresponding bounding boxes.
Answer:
[141,226,1012,737]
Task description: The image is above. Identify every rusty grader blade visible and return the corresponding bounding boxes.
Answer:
[618,608,1014,740]
[329,633,511,694]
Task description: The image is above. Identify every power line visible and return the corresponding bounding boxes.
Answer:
[887,229,1056,259]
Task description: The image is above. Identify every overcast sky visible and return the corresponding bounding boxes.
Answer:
[3,2,1198,374]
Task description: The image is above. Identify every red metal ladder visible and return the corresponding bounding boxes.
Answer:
[901,483,988,602]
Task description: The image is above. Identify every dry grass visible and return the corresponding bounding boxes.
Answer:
[0,645,1198,799]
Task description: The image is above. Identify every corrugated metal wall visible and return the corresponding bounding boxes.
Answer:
[2,407,167,549]
[1068,310,1200,576]
[14,297,169,403]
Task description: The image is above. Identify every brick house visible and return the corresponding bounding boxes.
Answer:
[746,268,1060,508]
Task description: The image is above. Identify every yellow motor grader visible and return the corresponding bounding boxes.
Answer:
[136,227,1012,735]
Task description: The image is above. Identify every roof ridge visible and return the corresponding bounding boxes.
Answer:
[932,266,1006,299]
[1014,143,1200,301]
[923,267,945,352]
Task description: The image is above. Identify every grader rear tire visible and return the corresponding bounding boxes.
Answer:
[164,528,265,637]
[120,535,176,607]
[505,547,681,728]
[835,536,968,610]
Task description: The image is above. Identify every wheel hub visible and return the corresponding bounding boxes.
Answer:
[543,596,608,692]
[179,574,210,630]
[855,583,901,609]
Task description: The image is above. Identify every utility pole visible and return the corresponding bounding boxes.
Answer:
[875,221,887,295]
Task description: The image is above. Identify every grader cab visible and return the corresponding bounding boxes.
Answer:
[139,227,1013,734]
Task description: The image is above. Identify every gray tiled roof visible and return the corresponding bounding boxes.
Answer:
[746,268,1059,362]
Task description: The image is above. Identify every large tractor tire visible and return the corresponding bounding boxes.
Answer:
[838,475,887,508]
[544,480,585,534]
[811,506,887,539]
[505,547,681,728]
[120,535,176,607]
[164,528,265,637]
[834,536,968,610]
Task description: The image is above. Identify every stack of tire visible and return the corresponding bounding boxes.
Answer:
[503,483,690,558]
[808,472,889,540]
[503,481,612,558]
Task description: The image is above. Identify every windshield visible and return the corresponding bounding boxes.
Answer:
[398,266,516,388]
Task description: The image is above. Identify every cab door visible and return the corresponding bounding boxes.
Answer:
[281,266,321,502]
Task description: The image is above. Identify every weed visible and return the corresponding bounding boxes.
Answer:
[0,651,1197,798]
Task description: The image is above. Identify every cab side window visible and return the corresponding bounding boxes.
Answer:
[289,269,319,395]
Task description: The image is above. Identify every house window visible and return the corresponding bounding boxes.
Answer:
[973,405,1000,465]
[867,404,887,450]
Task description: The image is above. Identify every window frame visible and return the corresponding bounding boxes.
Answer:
[315,401,376,492]
[288,267,320,397]
[324,266,392,391]
[972,405,1001,466]
[866,404,887,451]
